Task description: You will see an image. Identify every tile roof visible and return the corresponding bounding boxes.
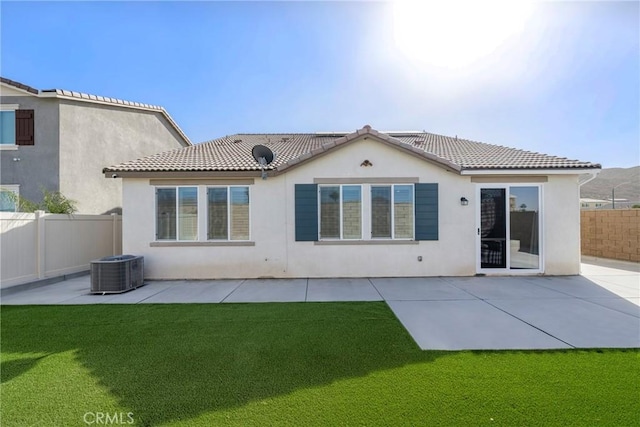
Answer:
[105,125,601,175]
[1,76,191,146]
[0,77,39,94]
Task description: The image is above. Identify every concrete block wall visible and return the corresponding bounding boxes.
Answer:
[581,209,640,262]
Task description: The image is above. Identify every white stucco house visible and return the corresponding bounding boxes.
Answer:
[104,125,600,279]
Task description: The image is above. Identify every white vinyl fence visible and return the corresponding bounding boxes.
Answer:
[0,211,122,289]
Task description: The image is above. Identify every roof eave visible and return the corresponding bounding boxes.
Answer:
[105,170,262,179]
[0,78,39,95]
[460,166,602,176]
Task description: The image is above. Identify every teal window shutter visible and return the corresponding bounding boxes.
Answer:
[295,184,318,241]
[414,183,438,240]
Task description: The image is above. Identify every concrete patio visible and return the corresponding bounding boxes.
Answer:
[2,258,638,351]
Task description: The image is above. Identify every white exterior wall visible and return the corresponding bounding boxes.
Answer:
[543,175,581,275]
[122,137,584,279]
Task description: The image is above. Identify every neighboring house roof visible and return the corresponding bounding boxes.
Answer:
[0,77,39,95]
[580,198,611,203]
[104,125,601,176]
[0,77,191,146]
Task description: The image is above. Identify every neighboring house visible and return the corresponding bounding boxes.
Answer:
[580,198,637,210]
[580,198,610,210]
[0,77,191,214]
[105,125,601,279]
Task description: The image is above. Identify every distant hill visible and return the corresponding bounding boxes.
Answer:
[580,166,640,202]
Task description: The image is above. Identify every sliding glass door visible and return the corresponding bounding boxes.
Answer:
[478,185,542,273]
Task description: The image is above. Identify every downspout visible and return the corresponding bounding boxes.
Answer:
[577,169,601,272]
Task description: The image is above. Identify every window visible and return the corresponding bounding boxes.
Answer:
[0,111,16,145]
[0,108,34,146]
[319,185,362,239]
[315,183,415,241]
[0,186,19,212]
[295,183,437,243]
[207,186,250,240]
[156,187,198,241]
[371,184,414,239]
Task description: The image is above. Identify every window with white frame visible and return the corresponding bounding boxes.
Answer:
[155,187,198,241]
[319,185,362,239]
[0,185,19,212]
[371,184,414,239]
[0,110,16,145]
[0,105,34,146]
[317,183,415,241]
[207,186,250,241]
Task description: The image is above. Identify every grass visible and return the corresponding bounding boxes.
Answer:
[1,303,639,426]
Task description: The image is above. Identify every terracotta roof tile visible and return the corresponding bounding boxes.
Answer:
[105,126,600,175]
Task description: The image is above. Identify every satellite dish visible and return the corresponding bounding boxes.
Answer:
[252,145,275,179]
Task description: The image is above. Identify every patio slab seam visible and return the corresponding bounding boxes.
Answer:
[562,295,640,319]
[131,283,175,304]
[219,279,247,303]
[366,278,385,301]
[531,279,639,308]
[480,298,577,349]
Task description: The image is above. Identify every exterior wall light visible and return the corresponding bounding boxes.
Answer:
[460,197,469,206]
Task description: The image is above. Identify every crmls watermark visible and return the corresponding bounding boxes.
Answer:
[83,412,135,425]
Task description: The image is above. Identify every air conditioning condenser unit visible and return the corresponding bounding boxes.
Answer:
[91,255,144,294]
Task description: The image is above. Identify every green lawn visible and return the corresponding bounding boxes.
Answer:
[1,303,638,426]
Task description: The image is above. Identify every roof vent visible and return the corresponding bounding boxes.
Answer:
[233,139,242,144]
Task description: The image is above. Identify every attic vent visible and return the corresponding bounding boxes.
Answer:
[414,139,425,145]
[281,137,290,142]
[233,139,242,143]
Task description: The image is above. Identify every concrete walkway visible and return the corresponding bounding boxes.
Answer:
[2,258,638,350]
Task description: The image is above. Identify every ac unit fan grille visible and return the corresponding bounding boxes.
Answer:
[90,255,144,294]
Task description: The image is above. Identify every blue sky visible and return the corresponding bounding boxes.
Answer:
[1,1,638,168]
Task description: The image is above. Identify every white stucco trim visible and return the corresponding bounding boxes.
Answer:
[150,241,255,247]
[314,240,419,246]
[462,169,600,176]
[471,176,548,183]
[149,179,255,186]
[314,177,419,184]
[0,104,20,111]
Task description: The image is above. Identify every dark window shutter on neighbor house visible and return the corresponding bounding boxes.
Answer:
[414,183,439,240]
[15,110,34,146]
[295,184,318,241]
